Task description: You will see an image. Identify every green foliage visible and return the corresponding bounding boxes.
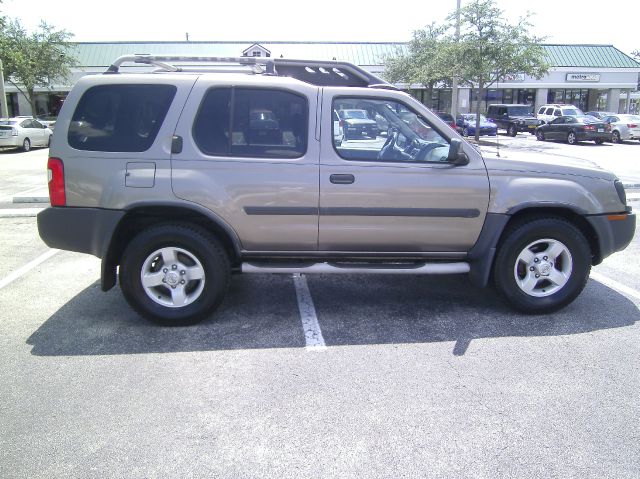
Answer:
[450,0,548,89]
[446,0,548,140]
[0,19,77,115]
[383,23,454,91]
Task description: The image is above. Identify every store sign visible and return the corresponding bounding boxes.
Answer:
[566,73,601,82]
[502,73,525,82]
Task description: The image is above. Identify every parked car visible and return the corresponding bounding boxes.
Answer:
[435,111,459,132]
[602,114,640,143]
[37,54,635,325]
[535,115,611,144]
[536,104,584,124]
[337,109,379,140]
[456,113,497,137]
[0,118,53,151]
[486,104,539,136]
[36,114,58,130]
[586,111,615,121]
[332,109,343,145]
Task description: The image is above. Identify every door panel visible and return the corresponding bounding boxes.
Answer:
[320,91,490,253]
[171,78,320,251]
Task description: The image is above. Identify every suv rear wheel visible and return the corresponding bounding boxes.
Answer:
[507,124,517,137]
[493,218,591,314]
[119,223,230,326]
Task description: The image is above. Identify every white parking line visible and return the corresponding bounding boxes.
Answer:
[0,249,59,291]
[590,271,640,302]
[292,273,326,350]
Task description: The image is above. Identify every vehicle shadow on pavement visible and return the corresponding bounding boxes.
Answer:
[27,274,639,357]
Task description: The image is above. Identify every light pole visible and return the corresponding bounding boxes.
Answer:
[0,60,8,118]
[450,0,461,117]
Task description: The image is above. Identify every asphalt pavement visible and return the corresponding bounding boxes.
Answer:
[1,139,639,478]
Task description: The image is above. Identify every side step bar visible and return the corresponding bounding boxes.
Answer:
[241,262,470,275]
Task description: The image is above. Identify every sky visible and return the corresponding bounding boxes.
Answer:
[2,0,638,56]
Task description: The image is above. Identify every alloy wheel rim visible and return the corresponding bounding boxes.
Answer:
[140,247,206,308]
[513,238,573,297]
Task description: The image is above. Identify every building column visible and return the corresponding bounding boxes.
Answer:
[626,91,631,114]
[457,88,471,113]
[535,88,548,113]
[16,92,31,116]
[606,89,621,113]
[587,90,599,111]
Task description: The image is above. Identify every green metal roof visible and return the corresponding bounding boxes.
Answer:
[67,41,639,69]
[543,44,639,68]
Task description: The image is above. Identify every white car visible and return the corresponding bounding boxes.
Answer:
[0,118,53,151]
[602,114,640,143]
[332,109,343,144]
[536,104,584,124]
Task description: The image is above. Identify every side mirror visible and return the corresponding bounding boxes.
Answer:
[448,138,469,165]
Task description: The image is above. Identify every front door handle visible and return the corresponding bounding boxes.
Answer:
[330,174,355,184]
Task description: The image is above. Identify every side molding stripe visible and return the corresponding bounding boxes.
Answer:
[244,206,480,218]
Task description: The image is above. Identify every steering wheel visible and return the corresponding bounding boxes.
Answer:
[377,130,399,161]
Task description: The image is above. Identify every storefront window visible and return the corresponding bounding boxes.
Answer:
[547,89,590,111]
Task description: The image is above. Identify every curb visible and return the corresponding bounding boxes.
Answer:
[0,208,43,218]
[13,196,49,204]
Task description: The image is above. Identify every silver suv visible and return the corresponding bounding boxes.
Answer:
[37,55,635,325]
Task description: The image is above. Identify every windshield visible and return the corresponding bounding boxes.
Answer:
[343,110,368,120]
[508,106,533,116]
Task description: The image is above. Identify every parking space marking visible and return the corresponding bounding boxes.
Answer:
[590,271,640,302]
[0,249,59,291]
[292,273,326,350]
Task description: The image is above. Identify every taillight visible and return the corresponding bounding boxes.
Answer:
[628,124,638,128]
[584,125,595,131]
[339,120,344,127]
[11,128,18,136]
[47,157,66,206]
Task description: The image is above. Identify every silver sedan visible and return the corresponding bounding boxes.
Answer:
[603,114,640,143]
[0,117,53,152]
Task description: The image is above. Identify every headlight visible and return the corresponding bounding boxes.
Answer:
[614,179,627,206]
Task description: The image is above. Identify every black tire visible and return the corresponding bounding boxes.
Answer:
[536,129,545,141]
[611,131,622,144]
[567,131,577,145]
[594,138,604,145]
[119,223,230,326]
[508,124,517,137]
[21,138,31,152]
[462,127,469,137]
[493,217,591,314]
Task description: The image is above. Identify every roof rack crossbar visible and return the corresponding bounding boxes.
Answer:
[104,54,395,89]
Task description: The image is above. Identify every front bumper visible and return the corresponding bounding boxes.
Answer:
[37,207,125,258]
[586,211,636,264]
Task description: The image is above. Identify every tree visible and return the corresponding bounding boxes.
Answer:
[383,24,454,106]
[0,19,76,116]
[447,0,548,140]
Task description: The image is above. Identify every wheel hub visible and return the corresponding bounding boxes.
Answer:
[165,270,180,286]
[536,260,552,276]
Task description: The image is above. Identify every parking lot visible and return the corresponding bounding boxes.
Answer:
[1,138,639,478]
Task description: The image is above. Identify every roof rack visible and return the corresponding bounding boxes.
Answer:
[105,54,396,89]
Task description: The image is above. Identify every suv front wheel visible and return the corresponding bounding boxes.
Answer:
[119,223,230,326]
[493,217,591,314]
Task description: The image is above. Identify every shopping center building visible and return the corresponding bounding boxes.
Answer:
[5,41,640,117]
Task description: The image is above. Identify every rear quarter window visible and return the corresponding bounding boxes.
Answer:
[68,84,176,152]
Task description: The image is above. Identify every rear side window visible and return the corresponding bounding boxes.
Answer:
[193,87,308,158]
[68,84,176,152]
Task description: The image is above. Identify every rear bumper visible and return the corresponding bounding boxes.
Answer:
[0,137,21,147]
[37,207,125,258]
[586,212,636,264]
[577,131,612,141]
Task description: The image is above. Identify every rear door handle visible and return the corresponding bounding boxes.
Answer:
[330,174,355,184]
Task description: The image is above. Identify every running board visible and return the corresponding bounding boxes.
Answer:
[241,262,470,275]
